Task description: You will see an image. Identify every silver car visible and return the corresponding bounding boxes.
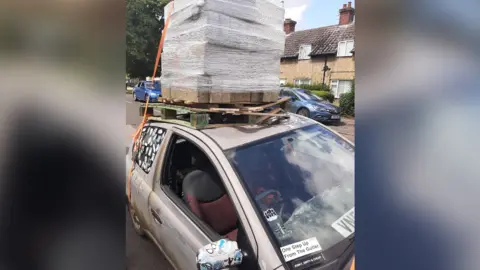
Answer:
[126,114,355,270]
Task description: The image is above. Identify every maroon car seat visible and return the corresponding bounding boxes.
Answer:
[182,169,238,241]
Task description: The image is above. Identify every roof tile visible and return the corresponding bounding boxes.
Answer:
[283,23,355,58]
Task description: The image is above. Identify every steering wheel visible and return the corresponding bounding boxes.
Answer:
[255,189,285,220]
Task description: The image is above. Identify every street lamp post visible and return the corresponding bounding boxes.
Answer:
[322,64,330,86]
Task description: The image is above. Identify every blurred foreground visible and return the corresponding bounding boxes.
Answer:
[0,1,126,269]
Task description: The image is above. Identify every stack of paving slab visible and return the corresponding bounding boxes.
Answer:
[161,0,285,104]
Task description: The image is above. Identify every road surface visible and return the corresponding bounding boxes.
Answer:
[126,94,174,270]
[126,94,143,126]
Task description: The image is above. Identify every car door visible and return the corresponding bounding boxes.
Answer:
[148,130,214,270]
[133,82,140,95]
[138,82,146,100]
[149,127,261,270]
[280,90,293,112]
[130,124,170,233]
[283,90,303,112]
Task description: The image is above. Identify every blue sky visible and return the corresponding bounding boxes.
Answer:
[271,0,355,30]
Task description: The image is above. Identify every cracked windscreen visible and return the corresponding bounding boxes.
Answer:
[226,124,354,265]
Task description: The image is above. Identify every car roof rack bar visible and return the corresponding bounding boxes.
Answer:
[139,97,291,129]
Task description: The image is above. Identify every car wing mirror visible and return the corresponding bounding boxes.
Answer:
[196,239,246,270]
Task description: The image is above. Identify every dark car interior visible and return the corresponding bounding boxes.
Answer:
[163,135,239,241]
[166,138,193,196]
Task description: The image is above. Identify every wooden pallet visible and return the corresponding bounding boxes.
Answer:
[139,97,291,129]
[161,88,279,104]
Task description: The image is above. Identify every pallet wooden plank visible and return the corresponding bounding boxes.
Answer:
[238,111,288,117]
[148,117,195,128]
[140,103,194,114]
[141,97,289,110]
[190,113,209,128]
[161,108,177,119]
[141,97,290,129]
[142,99,289,113]
[208,107,241,113]
[202,123,252,129]
[244,97,291,112]
[255,107,283,124]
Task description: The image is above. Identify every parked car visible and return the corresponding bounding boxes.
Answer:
[133,80,162,102]
[280,88,341,124]
[126,114,355,270]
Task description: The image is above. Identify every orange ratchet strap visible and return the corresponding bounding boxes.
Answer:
[127,2,175,203]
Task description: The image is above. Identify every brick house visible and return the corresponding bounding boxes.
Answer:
[280,2,355,98]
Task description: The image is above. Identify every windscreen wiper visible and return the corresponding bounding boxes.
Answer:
[336,235,354,268]
[342,235,354,254]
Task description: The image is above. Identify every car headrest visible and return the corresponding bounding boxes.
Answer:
[183,170,225,203]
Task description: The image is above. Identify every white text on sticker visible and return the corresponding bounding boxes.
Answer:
[331,207,355,238]
[280,237,322,262]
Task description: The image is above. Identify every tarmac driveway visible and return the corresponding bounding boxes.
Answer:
[330,117,355,142]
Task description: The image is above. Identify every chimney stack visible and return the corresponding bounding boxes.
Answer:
[284,18,297,35]
[339,2,355,25]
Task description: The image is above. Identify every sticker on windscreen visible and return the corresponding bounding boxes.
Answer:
[292,254,325,269]
[263,208,278,222]
[280,237,322,262]
[331,207,355,238]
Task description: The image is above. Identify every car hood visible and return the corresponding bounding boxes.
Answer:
[306,101,340,112]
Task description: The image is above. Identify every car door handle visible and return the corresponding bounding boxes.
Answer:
[150,208,162,224]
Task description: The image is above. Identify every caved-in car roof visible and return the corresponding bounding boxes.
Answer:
[200,114,315,150]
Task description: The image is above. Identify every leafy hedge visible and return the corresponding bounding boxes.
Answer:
[311,90,335,103]
[283,82,335,102]
[339,81,355,116]
[284,83,331,92]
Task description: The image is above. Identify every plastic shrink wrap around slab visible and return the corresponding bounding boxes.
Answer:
[161,0,285,104]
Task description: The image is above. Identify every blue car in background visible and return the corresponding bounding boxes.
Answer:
[280,88,341,124]
[133,80,162,102]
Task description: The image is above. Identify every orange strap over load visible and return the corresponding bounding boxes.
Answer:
[127,2,175,203]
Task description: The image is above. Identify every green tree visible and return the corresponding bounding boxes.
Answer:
[126,0,169,78]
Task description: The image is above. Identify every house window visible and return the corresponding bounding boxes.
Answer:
[279,78,287,86]
[298,44,312,60]
[331,80,353,98]
[337,40,354,57]
[294,78,312,86]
